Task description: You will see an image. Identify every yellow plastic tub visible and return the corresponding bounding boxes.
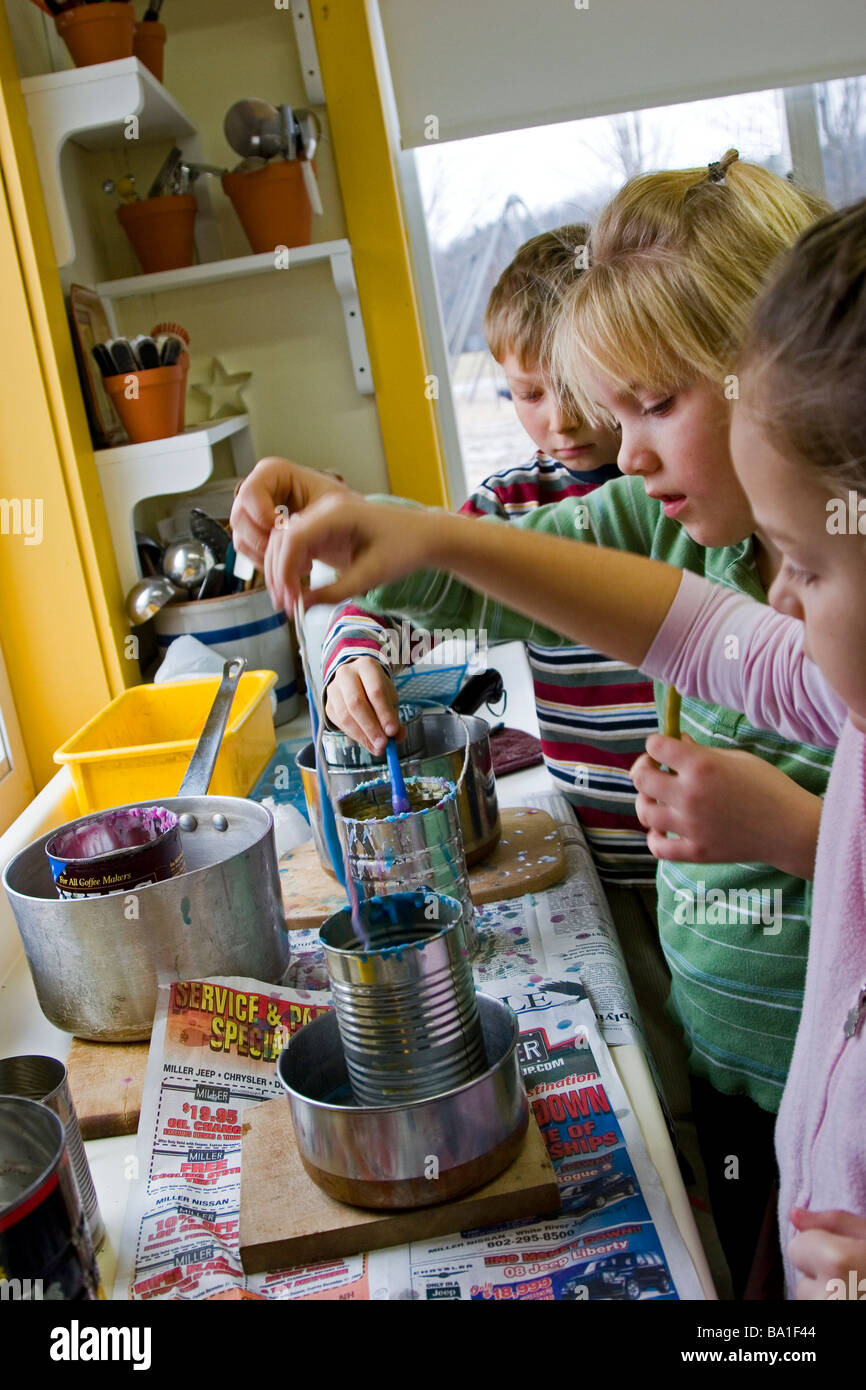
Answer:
[54,671,277,814]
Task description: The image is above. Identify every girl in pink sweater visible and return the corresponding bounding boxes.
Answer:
[247,198,866,1299]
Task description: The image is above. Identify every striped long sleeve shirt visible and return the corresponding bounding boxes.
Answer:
[321,454,658,885]
[354,477,837,1113]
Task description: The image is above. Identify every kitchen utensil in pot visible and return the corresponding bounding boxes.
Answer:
[126,573,183,625]
[3,659,289,1040]
[224,99,285,160]
[163,536,214,591]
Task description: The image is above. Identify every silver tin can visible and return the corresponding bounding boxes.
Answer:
[0,1055,104,1252]
[319,891,486,1106]
[0,1097,101,1299]
[336,775,477,955]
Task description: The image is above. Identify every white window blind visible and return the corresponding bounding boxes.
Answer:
[377,0,866,147]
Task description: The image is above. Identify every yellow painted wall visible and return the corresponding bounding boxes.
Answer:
[0,6,128,787]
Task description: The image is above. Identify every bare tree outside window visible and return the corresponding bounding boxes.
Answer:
[816,76,866,206]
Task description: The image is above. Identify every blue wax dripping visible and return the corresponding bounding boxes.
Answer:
[385,738,411,815]
[298,658,369,950]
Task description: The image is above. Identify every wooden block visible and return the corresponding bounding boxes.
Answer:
[239,1099,560,1274]
[469,808,564,904]
[66,1038,149,1140]
[279,839,348,930]
[278,808,566,929]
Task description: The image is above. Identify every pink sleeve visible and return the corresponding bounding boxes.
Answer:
[643,570,846,749]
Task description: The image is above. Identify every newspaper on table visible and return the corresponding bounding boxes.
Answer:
[114,971,705,1301]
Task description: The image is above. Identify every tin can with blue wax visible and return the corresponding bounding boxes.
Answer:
[0,1097,102,1300]
[336,775,477,955]
[319,891,486,1106]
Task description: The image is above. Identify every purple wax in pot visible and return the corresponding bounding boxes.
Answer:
[49,807,179,861]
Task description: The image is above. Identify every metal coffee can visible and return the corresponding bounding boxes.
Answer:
[320,891,486,1106]
[337,775,478,954]
[0,1055,105,1251]
[0,1097,102,1300]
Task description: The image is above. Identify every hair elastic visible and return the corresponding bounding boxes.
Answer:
[707,149,740,184]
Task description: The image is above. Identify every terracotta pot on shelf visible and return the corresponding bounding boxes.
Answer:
[117,195,197,274]
[103,362,188,445]
[222,160,312,255]
[55,3,135,68]
[133,19,167,83]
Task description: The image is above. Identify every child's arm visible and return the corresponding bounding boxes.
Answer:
[264,489,847,750]
[229,456,350,569]
[264,493,680,668]
[788,1208,866,1299]
[322,604,406,753]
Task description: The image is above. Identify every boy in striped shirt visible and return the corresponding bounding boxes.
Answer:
[321,229,687,1112]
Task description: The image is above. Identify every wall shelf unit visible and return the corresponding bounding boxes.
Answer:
[21,57,220,269]
[95,239,373,394]
[95,414,255,596]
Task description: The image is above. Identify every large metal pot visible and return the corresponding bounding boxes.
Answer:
[277,993,528,1209]
[2,660,288,1041]
[297,711,500,871]
[3,796,287,1041]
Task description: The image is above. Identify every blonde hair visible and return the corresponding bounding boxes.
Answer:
[551,153,830,423]
[485,225,590,369]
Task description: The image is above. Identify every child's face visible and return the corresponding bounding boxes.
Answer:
[501,352,620,470]
[731,398,866,731]
[578,369,755,548]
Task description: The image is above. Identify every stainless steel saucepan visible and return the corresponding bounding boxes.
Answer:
[2,660,288,1041]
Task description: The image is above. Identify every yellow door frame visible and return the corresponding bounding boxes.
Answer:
[0,9,128,789]
[311,0,451,508]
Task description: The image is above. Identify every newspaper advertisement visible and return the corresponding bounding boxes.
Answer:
[114,972,704,1301]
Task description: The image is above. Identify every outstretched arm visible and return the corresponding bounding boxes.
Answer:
[263,492,681,668]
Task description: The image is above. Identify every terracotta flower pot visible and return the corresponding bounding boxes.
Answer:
[117,195,197,274]
[103,363,188,445]
[55,3,135,68]
[222,160,312,255]
[133,19,166,84]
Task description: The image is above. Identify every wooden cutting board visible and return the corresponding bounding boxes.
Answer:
[239,1098,559,1274]
[469,807,565,904]
[66,1038,149,1140]
[279,808,565,931]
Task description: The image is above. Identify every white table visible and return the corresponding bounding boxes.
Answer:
[0,643,714,1299]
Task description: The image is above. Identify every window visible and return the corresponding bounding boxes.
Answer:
[411,80,861,497]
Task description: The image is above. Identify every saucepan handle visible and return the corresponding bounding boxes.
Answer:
[178,657,246,796]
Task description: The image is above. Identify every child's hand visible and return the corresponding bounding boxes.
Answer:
[630,735,822,877]
[262,493,442,615]
[788,1208,866,1299]
[229,456,350,569]
[325,659,404,755]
